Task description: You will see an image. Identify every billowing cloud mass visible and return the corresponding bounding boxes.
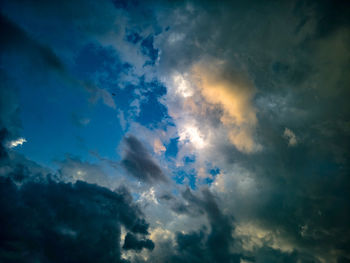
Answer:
[0,131,153,263]
[1,0,350,262]
[191,60,259,153]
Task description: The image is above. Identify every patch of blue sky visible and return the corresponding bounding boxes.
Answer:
[137,95,168,127]
[112,83,138,110]
[209,167,220,176]
[14,74,91,167]
[140,35,158,66]
[165,137,179,158]
[174,169,197,190]
[136,78,170,128]
[203,167,220,186]
[125,30,142,44]
[17,91,123,168]
[112,0,137,10]
[8,49,124,168]
[183,155,196,164]
[77,101,124,160]
[1,2,84,55]
[73,43,131,88]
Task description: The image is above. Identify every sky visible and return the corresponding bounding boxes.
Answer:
[0,0,350,262]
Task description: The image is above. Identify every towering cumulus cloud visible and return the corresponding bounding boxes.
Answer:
[1,0,350,262]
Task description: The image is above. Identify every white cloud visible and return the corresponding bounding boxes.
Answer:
[179,124,207,149]
[7,137,27,148]
[172,72,193,98]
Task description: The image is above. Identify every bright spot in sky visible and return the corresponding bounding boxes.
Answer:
[172,73,193,98]
[139,187,159,204]
[179,125,207,149]
[8,137,27,148]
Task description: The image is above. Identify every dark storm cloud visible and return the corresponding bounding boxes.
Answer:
[0,90,153,263]
[123,233,155,251]
[121,135,168,184]
[295,0,350,38]
[0,142,154,263]
[231,118,350,261]
[0,177,154,263]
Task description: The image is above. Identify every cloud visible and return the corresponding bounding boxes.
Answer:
[153,138,166,154]
[71,113,90,127]
[7,137,26,148]
[56,156,113,187]
[122,135,168,184]
[192,60,257,127]
[0,176,154,262]
[151,188,241,263]
[0,133,154,262]
[189,59,260,153]
[123,233,155,251]
[1,0,350,262]
[87,85,117,109]
[155,0,350,261]
[283,128,298,146]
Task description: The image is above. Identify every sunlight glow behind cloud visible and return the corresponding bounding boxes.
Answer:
[191,60,260,153]
[172,73,193,98]
[179,125,207,149]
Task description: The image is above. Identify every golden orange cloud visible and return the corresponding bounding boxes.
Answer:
[191,59,260,153]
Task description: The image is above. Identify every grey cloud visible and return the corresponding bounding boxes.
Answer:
[153,0,350,261]
[158,191,204,216]
[123,233,155,251]
[0,140,154,263]
[121,135,168,184]
[152,188,241,263]
[56,156,112,187]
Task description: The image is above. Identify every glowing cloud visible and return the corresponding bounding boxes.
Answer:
[172,73,193,98]
[283,128,298,146]
[179,125,207,149]
[191,60,260,153]
[154,138,166,154]
[7,137,27,148]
